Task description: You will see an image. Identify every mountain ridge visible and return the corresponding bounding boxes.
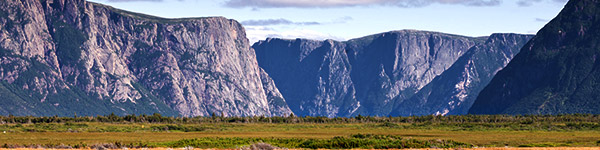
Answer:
[254,30,531,117]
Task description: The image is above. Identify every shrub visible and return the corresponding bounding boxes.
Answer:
[378,122,401,128]
[242,143,279,150]
[153,134,471,149]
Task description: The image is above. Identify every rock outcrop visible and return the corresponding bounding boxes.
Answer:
[469,0,600,115]
[0,0,291,116]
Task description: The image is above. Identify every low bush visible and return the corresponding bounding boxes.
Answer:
[378,122,401,128]
[242,143,279,150]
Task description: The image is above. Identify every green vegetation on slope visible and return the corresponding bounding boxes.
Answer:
[51,19,87,66]
[89,1,218,24]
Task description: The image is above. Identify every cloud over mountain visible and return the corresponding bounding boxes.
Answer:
[242,18,321,26]
[242,16,352,26]
[516,0,567,7]
[224,0,501,8]
[245,27,344,44]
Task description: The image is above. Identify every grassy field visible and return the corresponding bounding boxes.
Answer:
[1,122,600,148]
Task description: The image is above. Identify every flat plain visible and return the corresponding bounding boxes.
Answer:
[1,115,600,149]
[1,123,600,148]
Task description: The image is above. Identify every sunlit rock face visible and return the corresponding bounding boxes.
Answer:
[0,0,291,117]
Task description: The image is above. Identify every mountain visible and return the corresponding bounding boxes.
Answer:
[254,31,532,117]
[345,31,484,117]
[0,0,291,116]
[469,0,600,115]
[392,33,533,116]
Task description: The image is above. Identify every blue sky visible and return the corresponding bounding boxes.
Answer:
[88,0,568,44]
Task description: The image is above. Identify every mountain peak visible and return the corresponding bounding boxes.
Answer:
[469,0,600,115]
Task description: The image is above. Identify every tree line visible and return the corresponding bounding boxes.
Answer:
[1,113,599,124]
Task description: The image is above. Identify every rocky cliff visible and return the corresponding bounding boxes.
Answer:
[254,30,508,117]
[469,0,600,115]
[392,33,533,116]
[345,31,484,116]
[0,0,291,116]
[254,39,359,117]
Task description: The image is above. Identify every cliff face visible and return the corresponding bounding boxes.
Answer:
[393,33,533,116]
[0,0,291,116]
[254,39,359,117]
[345,31,483,116]
[469,0,600,115]
[254,30,490,117]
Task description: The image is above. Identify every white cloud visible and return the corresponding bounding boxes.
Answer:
[516,0,542,7]
[332,16,353,23]
[224,0,502,8]
[242,18,321,26]
[242,16,353,26]
[535,18,549,22]
[245,26,345,44]
[517,0,567,7]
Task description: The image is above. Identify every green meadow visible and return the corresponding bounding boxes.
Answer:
[1,114,599,149]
